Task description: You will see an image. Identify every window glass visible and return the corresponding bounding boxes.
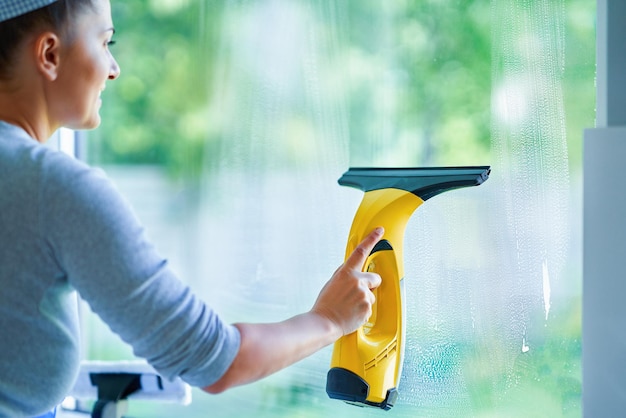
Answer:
[80,0,594,416]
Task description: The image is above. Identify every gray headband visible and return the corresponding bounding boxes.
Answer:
[0,0,58,22]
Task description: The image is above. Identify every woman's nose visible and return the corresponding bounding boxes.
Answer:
[108,55,121,80]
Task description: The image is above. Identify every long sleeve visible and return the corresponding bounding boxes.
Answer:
[0,121,239,415]
[40,149,241,387]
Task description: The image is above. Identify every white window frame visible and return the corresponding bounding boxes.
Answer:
[583,0,625,415]
[48,127,78,157]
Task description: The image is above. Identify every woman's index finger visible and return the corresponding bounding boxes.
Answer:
[344,227,384,271]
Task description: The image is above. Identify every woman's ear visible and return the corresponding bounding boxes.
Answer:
[34,32,62,81]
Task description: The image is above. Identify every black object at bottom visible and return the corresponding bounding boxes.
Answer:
[326,367,398,410]
[89,373,141,418]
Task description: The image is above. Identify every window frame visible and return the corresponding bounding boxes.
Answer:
[583,0,625,415]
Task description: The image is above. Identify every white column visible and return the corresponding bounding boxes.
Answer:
[583,0,626,415]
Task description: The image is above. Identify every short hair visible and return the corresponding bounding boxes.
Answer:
[0,0,98,79]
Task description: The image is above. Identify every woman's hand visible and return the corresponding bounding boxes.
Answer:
[311,227,384,337]
[203,227,384,394]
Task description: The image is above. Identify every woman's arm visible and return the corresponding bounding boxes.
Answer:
[203,227,384,394]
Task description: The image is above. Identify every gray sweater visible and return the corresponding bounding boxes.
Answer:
[0,121,240,416]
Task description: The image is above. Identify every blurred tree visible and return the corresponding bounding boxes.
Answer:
[91,0,593,179]
[343,0,491,166]
[92,0,225,182]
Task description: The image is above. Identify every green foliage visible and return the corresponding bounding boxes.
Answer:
[92,1,224,181]
[345,0,492,166]
[93,0,593,180]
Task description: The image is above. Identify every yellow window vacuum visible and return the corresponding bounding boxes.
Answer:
[326,166,490,410]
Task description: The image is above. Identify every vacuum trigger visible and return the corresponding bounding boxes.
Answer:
[371,239,393,254]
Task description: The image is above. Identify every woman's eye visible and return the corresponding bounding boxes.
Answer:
[106,40,116,47]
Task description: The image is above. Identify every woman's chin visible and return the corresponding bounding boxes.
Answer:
[65,114,101,131]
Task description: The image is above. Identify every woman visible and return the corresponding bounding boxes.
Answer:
[0,0,383,416]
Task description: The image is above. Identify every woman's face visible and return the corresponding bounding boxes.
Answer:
[51,0,120,130]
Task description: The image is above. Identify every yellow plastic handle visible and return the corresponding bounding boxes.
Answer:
[329,188,423,406]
